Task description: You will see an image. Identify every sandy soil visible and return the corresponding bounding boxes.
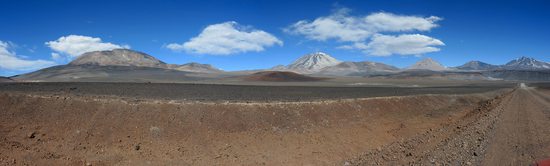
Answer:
[0,83,549,165]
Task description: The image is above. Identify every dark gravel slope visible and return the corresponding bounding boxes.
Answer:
[0,82,513,102]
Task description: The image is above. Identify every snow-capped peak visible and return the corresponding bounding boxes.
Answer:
[287,52,342,73]
[503,56,550,70]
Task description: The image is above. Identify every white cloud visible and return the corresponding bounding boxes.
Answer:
[350,34,445,56]
[286,9,441,42]
[287,8,444,56]
[0,41,56,71]
[51,53,61,60]
[364,13,442,32]
[167,21,283,55]
[285,9,372,42]
[46,35,129,58]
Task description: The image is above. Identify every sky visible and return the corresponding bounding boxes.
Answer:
[1,0,550,76]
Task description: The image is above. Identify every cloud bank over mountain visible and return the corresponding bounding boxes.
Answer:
[167,21,282,55]
[46,35,130,59]
[0,41,56,71]
[286,8,444,56]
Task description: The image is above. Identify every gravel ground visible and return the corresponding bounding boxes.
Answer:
[348,85,550,165]
[0,82,513,102]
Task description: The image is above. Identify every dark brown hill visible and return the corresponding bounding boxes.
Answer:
[245,71,326,82]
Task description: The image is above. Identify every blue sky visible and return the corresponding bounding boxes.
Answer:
[1,0,549,76]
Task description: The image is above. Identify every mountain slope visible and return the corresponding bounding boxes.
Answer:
[482,70,550,81]
[408,58,446,71]
[167,63,221,73]
[12,65,205,82]
[69,49,221,73]
[69,49,166,68]
[455,61,498,70]
[287,52,341,73]
[0,76,14,82]
[502,56,550,70]
[316,61,399,76]
[14,49,224,82]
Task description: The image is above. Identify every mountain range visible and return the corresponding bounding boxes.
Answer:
[7,49,550,82]
[273,52,550,75]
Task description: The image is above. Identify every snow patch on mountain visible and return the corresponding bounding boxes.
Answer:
[287,52,342,73]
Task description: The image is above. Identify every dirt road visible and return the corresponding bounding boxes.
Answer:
[482,86,550,165]
[351,85,550,165]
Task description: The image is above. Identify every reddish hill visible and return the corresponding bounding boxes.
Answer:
[245,71,326,82]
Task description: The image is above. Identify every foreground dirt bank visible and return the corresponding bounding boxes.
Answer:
[0,89,512,165]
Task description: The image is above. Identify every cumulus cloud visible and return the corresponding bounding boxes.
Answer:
[0,41,56,71]
[51,53,62,60]
[354,34,445,56]
[167,21,283,55]
[287,8,444,56]
[285,9,372,42]
[46,35,129,58]
[364,13,442,32]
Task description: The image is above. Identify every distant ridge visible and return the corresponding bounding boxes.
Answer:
[167,62,221,73]
[455,61,498,71]
[408,58,446,71]
[316,61,399,76]
[0,76,14,82]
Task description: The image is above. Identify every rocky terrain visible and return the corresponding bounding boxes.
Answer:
[0,82,520,165]
[1,83,549,165]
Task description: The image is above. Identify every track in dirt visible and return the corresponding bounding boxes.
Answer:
[351,85,550,165]
[482,86,550,165]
